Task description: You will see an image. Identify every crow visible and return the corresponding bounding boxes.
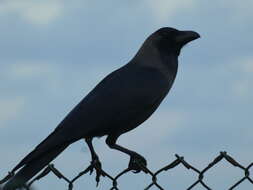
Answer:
[2,27,200,190]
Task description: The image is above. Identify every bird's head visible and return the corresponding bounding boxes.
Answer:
[150,27,200,56]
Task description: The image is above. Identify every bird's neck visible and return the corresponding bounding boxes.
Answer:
[132,43,178,79]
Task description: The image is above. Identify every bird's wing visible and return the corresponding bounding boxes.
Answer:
[73,64,171,134]
[57,64,170,133]
[100,65,171,131]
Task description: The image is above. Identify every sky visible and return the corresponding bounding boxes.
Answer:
[0,0,253,189]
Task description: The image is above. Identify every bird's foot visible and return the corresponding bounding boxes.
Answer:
[128,153,148,173]
[88,157,105,186]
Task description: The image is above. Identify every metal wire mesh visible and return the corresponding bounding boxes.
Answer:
[1,151,252,190]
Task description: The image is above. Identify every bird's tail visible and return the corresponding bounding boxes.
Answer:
[2,144,68,190]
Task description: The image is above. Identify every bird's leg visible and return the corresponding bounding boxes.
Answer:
[85,138,99,161]
[84,138,104,184]
[106,135,147,173]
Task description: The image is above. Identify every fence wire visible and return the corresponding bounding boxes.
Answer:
[1,151,253,190]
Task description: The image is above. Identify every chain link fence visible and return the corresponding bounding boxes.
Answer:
[1,151,252,190]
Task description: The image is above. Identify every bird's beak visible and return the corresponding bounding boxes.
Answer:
[175,30,200,46]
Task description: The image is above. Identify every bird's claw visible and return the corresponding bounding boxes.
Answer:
[88,158,105,186]
[128,153,147,173]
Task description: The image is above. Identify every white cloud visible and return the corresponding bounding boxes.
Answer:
[231,57,253,100]
[0,0,64,26]
[233,80,251,98]
[1,61,65,96]
[240,58,253,73]
[0,97,25,128]
[146,0,197,24]
[7,61,58,79]
[146,0,253,24]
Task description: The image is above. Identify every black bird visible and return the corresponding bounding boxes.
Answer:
[2,27,200,190]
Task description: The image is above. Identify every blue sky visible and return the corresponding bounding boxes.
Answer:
[0,0,253,189]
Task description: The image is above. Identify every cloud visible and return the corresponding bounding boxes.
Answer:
[0,0,64,26]
[240,58,253,73]
[231,57,253,100]
[233,80,251,99]
[146,0,197,24]
[145,0,253,25]
[0,97,25,128]
[6,61,58,79]
[0,61,66,102]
